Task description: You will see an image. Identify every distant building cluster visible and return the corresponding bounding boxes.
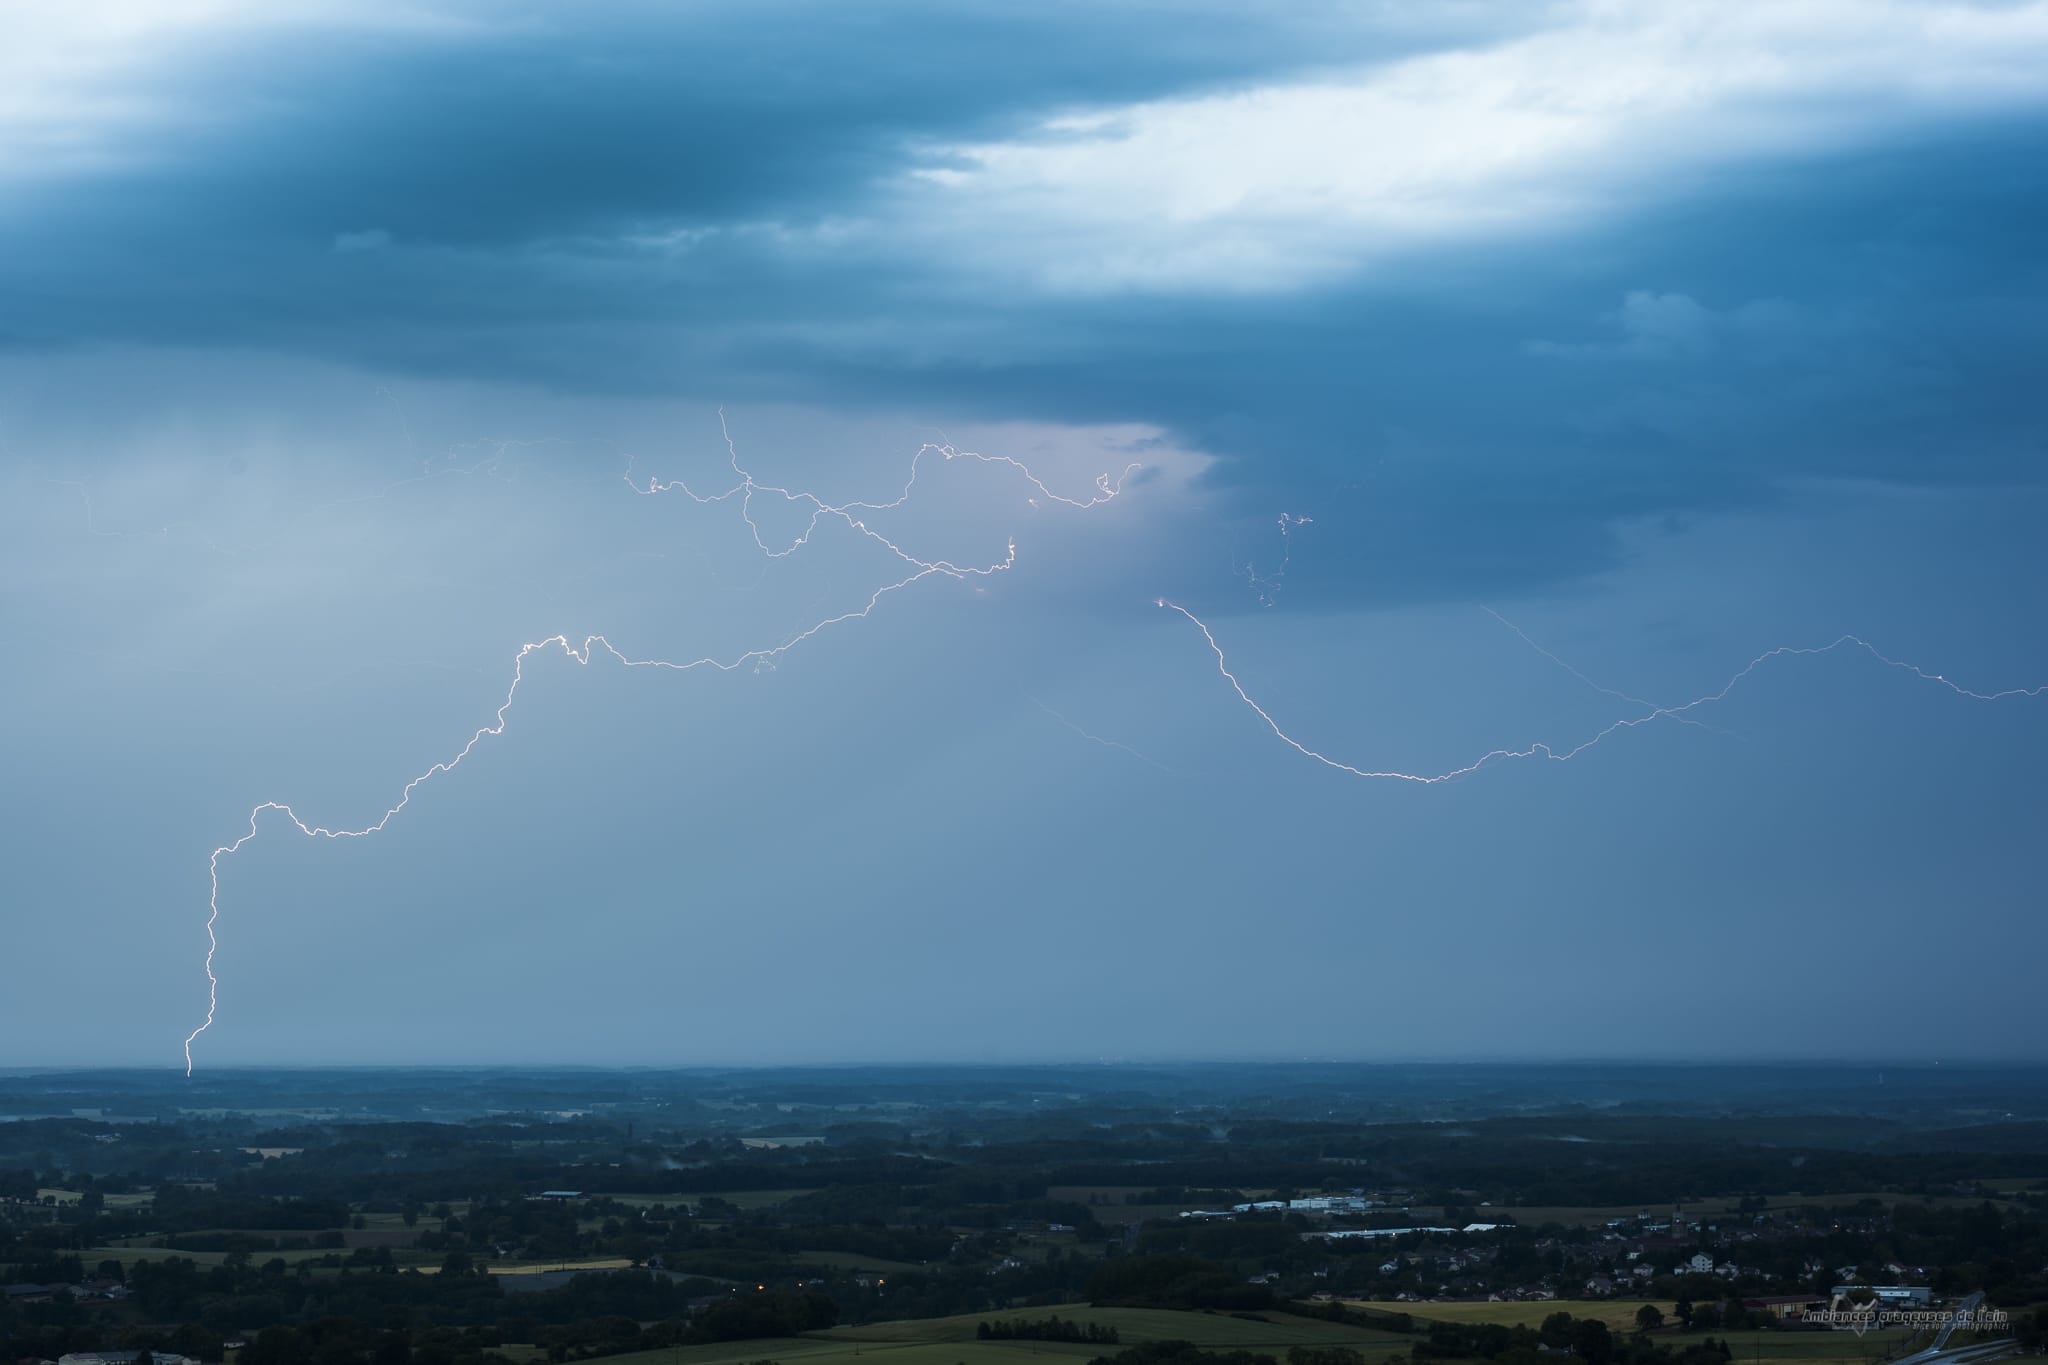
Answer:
[1312,1223,1506,1241]
[6,1280,132,1305]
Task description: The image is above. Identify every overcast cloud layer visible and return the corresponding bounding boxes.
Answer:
[2,1,2044,1068]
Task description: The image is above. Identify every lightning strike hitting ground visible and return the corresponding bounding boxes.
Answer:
[1160,599,2047,784]
[184,424,1139,1074]
[181,419,2039,1072]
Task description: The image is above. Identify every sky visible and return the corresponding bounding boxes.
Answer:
[2,0,2045,1070]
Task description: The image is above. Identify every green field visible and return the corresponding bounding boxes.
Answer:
[586,1304,1412,1365]
[1647,1331,1917,1365]
[491,1257,638,1276]
[580,1303,1929,1365]
[1384,1303,1920,1365]
[1389,1300,1689,1333]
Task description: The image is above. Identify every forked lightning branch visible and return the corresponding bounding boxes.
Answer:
[183,426,2048,1073]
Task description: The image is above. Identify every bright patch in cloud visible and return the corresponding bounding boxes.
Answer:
[905,0,2048,291]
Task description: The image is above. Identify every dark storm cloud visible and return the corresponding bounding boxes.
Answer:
[698,126,2048,605]
[4,3,1497,254]
[5,2,2046,606]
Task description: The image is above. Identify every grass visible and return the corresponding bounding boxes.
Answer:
[581,1302,1413,1365]
[833,1306,1413,1349]
[491,1257,637,1276]
[1658,1330,1919,1365]
[552,1300,1955,1365]
[1388,1300,1677,1332]
[1382,1302,1922,1365]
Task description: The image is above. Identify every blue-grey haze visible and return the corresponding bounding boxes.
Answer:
[1,1,2043,1068]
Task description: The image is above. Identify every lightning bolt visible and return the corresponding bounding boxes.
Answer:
[184,417,1138,1074]
[1159,600,2046,785]
[1028,695,1175,774]
[1244,512,1311,607]
[1480,605,1729,739]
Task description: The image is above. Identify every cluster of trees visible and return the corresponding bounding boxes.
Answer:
[238,1320,510,1365]
[1088,1343,1281,1365]
[1086,1255,1275,1313]
[2012,1307,2048,1353]
[1659,1298,1774,1333]
[689,1290,837,1343]
[977,1315,1121,1342]
[1407,1311,1738,1365]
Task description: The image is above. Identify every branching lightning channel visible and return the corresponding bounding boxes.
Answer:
[184,420,1138,1074]
[1159,599,2046,785]
[1028,695,1175,773]
[1244,512,1311,607]
[1478,605,1726,739]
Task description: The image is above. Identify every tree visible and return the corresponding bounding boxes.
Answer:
[1674,1297,1695,1329]
[1636,1306,1666,1334]
[1571,1320,1613,1365]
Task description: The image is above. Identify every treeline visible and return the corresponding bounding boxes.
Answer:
[1087,1342,1278,1365]
[1086,1255,1274,1313]
[1286,1300,1414,1333]
[1409,1312,1738,1365]
[977,1315,1120,1342]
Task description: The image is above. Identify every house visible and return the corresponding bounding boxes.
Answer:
[1839,1286,1933,1306]
[1288,1196,1378,1213]
[4,1284,60,1304]
[61,1355,198,1365]
[1744,1296,1826,1321]
[1584,1276,1617,1295]
[1685,1253,1715,1275]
